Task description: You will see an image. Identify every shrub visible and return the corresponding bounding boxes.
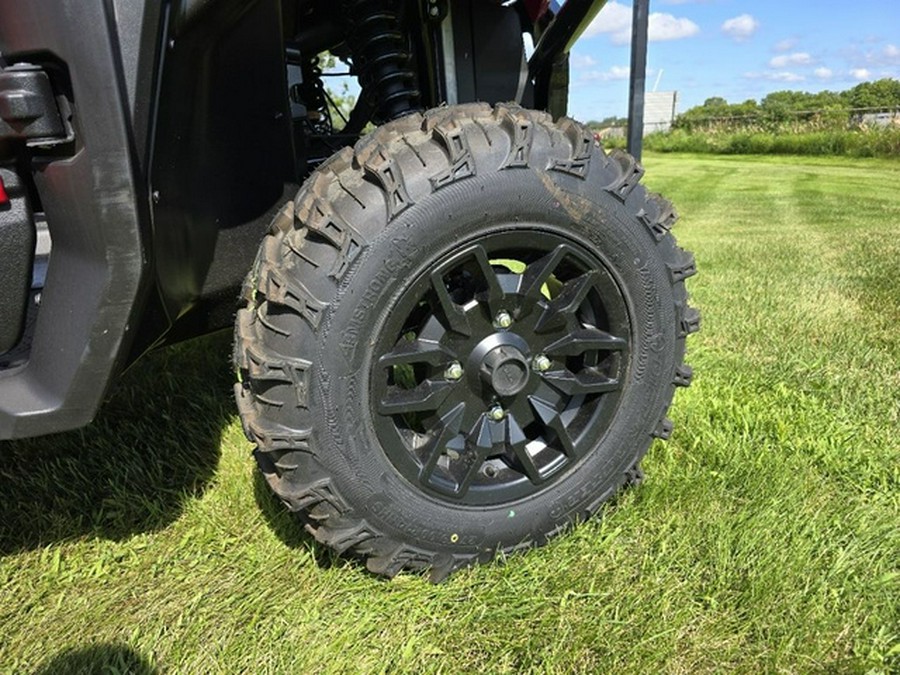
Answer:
[634,128,900,158]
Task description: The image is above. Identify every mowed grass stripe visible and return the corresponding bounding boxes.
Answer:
[1,154,897,673]
[647,154,899,669]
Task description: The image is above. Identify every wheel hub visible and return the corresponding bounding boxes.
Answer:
[481,344,530,397]
[468,332,532,399]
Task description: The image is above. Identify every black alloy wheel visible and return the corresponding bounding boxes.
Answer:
[372,231,631,506]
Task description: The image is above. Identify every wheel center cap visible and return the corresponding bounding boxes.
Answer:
[481,344,530,396]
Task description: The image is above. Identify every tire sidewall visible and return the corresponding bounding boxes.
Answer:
[314,169,676,553]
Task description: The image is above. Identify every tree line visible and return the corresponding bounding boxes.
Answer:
[673,78,900,131]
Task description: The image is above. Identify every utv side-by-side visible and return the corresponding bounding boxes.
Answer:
[0,0,698,580]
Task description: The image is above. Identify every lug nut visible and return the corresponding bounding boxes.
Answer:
[488,405,506,421]
[494,311,513,329]
[533,354,552,372]
[444,361,463,380]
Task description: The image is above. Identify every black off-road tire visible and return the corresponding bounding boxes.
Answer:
[234,103,698,581]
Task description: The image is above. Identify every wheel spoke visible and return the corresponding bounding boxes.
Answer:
[529,395,577,456]
[453,416,502,497]
[429,269,472,336]
[378,379,455,416]
[535,271,600,334]
[471,245,505,313]
[506,413,543,483]
[419,402,466,484]
[519,245,567,302]
[544,327,627,356]
[508,396,537,430]
[541,369,620,396]
[378,338,454,368]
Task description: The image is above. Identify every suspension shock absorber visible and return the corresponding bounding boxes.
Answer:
[342,0,422,124]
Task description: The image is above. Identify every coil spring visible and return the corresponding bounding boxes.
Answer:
[342,0,421,123]
[299,56,333,136]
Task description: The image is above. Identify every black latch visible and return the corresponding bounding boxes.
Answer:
[0,64,68,146]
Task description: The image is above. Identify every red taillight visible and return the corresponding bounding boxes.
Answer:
[0,175,8,205]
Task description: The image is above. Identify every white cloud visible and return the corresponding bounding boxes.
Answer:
[770,71,805,82]
[769,52,813,68]
[745,71,805,83]
[850,68,871,80]
[814,67,833,80]
[722,14,760,42]
[584,2,699,45]
[580,65,632,82]
[649,14,701,42]
[853,42,900,68]
[571,53,598,69]
[583,2,632,39]
[773,38,797,53]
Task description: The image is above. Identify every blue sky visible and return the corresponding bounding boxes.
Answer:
[567,0,900,120]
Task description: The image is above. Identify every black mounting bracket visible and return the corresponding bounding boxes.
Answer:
[0,64,69,146]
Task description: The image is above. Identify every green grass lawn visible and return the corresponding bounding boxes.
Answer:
[1,154,898,673]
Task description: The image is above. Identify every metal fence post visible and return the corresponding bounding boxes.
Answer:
[627,0,649,161]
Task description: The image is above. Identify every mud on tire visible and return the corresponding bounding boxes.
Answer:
[234,103,698,581]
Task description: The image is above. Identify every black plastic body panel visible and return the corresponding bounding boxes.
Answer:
[0,0,149,439]
[110,0,166,174]
[0,0,297,439]
[452,1,530,106]
[0,168,34,354]
[145,0,296,326]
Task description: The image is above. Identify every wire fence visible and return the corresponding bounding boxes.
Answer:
[594,106,900,138]
[673,106,900,125]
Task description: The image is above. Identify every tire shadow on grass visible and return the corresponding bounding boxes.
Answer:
[33,643,158,675]
[252,467,344,571]
[0,332,234,555]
